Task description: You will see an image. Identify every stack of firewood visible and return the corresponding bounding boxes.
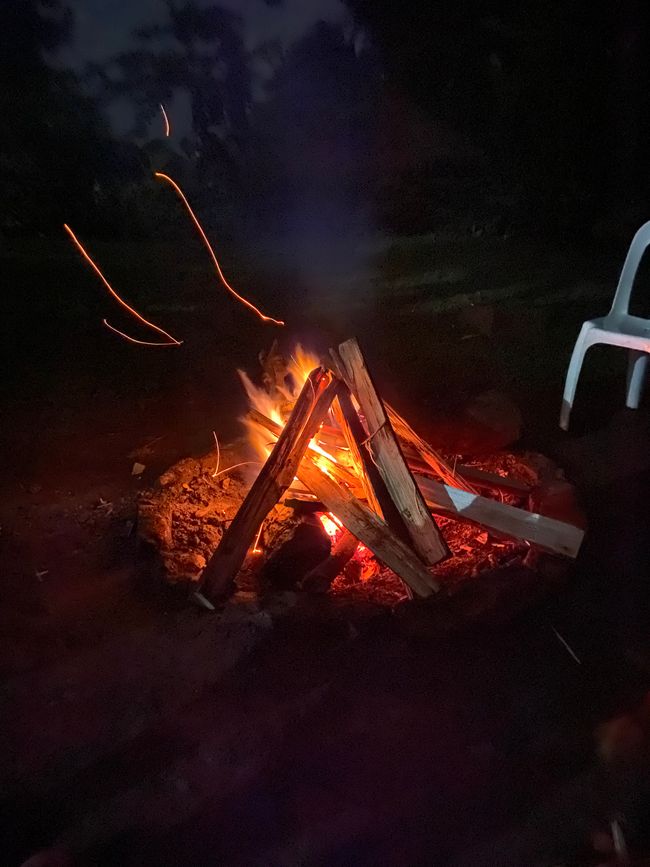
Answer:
[201,338,584,603]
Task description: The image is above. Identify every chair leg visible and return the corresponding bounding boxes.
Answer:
[560,334,591,430]
[626,350,648,409]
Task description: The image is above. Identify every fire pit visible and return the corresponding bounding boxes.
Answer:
[138,340,585,623]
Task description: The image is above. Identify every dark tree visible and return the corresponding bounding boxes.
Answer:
[0,0,133,235]
[344,0,650,236]
[94,1,254,186]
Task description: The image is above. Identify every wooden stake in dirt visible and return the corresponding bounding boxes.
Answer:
[298,455,439,597]
[202,369,339,601]
[334,338,448,566]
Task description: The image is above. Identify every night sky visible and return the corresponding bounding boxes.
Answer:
[61,0,346,64]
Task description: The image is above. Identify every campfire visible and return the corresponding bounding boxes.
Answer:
[180,338,585,606]
[62,115,585,617]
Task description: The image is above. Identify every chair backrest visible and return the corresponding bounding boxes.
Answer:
[610,220,650,317]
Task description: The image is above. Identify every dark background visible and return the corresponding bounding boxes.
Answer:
[3,0,650,243]
[2,4,650,867]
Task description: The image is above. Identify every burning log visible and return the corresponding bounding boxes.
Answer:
[297,455,439,597]
[262,516,332,591]
[300,528,359,593]
[334,338,448,566]
[201,369,339,601]
[247,408,362,493]
[414,475,583,558]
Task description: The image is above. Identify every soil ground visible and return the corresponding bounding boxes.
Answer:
[1,233,650,865]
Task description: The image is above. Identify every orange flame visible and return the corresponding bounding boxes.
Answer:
[240,344,379,584]
[154,172,285,326]
[160,103,171,137]
[63,224,182,346]
[320,513,341,538]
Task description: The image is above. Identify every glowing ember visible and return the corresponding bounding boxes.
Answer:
[63,224,182,346]
[154,172,285,326]
[319,513,341,538]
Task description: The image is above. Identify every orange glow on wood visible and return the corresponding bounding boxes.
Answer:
[154,172,285,326]
[160,103,171,137]
[63,223,182,346]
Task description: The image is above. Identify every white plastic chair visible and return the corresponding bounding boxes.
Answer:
[560,220,650,430]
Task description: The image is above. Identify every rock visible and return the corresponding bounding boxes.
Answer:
[424,390,523,455]
[262,517,331,590]
[529,478,587,530]
[461,389,523,453]
[164,551,206,583]
[137,498,173,549]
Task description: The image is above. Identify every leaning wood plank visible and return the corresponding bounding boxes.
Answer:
[336,339,448,565]
[202,370,338,600]
[298,456,439,596]
[336,387,413,546]
[414,475,584,558]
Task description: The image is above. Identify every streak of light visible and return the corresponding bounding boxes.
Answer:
[160,103,171,137]
[551,626,582,665]
[154,172,285,326]
[252,522,263,554]
[64,223,182,345]
[611,820,628,862]
[103,319,179,346]
[211,460,261,481]
[212,431,221,478]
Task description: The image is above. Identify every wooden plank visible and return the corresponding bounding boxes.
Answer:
[335,387,412,545]
[202,370,339,601]
[414,474,584,558]
[298,456,439,597]
[335,339,448,565]
[456,464,530,497]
